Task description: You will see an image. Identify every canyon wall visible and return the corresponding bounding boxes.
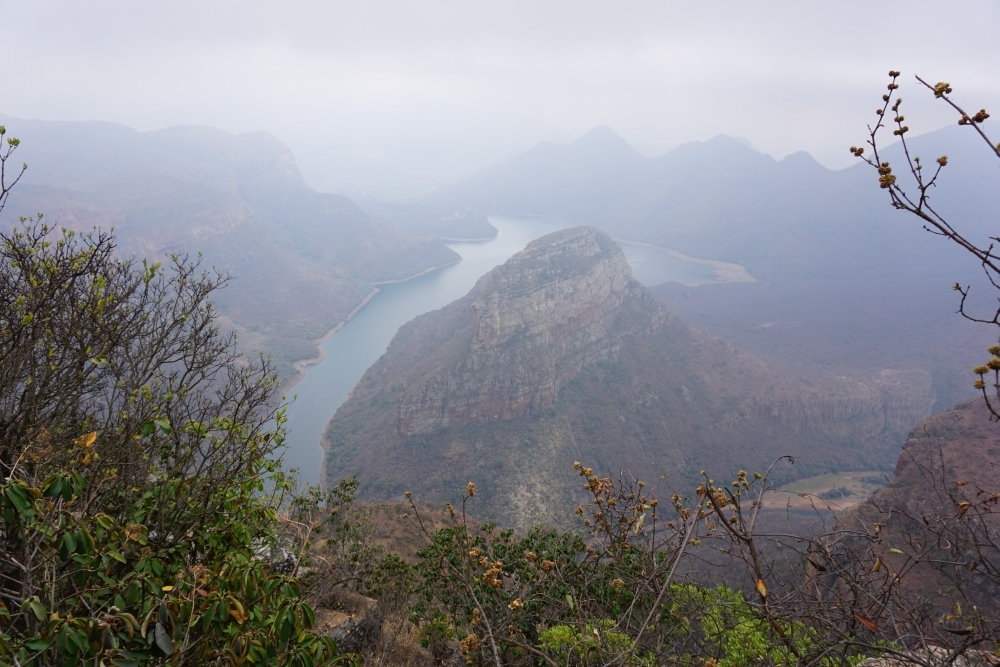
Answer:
[324,227,936,526]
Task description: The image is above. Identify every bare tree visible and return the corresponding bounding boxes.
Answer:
[0,124,27,216]
[851,71,1000,416]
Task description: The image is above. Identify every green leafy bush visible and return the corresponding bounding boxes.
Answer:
[0,178,358,666]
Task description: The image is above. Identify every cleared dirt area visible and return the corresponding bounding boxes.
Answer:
[761,470,890,512]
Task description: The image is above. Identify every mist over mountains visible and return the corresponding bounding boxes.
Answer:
[0,114,465,379]
[431,123,998,276]
[2,110,996,515]
[418,124,1000,412]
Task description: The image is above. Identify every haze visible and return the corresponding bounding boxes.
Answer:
[3,0,998,196]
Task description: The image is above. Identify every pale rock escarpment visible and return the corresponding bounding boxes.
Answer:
[397,227,663,435]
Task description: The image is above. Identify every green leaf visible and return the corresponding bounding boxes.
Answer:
[69,626,89,653]
[28,599,46,622]
[154,418,171,435]
[203,601,219,633]
[5,485,31,513]
[42,475,64,498]
[77,527,96,553]
[68,472,85,499]
[63,531,77,554]
[158,599,168,626]
[24,638,52,651]
[154,622,174,655]
[140,608,155,639]
[141,422,155,437]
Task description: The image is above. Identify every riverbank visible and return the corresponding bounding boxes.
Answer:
[286,288,380,391]
[615,239,755,285]
[439,233,499,242]
[371,258,461,286]
[285,258,468,391]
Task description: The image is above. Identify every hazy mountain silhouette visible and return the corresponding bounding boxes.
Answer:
[0,114,459,379]
[428,124,1000,410]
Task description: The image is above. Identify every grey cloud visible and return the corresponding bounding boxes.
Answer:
[2,0,998,195]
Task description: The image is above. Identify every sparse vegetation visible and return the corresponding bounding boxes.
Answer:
[289,453,999,666]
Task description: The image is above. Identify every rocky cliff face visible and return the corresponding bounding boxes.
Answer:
[398,228,661,435]
[839,399,1000,616]
[740,368,934,440]
[323,226,936,526]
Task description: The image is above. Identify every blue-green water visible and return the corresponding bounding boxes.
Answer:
[281,215,721,482]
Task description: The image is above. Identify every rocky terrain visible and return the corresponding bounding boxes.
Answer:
[0,115,459,381]
[323,226,936,526]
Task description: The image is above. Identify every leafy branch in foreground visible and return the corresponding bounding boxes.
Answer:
[0,212,357,665]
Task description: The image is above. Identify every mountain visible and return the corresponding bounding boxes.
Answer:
[348,197,497,241]
[431,124,998,279]
[0,115,460,380]
[322,227,935,526]
[426,124,1000,412]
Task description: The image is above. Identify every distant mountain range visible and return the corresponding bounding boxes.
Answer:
[429,124,998,277]
[420,124,1000,412]
[323,227,935,526]
[0,114,466,380]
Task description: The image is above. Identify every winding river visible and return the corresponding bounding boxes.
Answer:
[281,215,727,483]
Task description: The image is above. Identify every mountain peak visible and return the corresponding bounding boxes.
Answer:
[568,125,638,156]
[324,226,933,526]
[391,226,646,436]
[487,225,631,293]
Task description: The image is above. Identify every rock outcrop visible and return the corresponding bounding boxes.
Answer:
[397,228,659,435]
[323,227,935,526]
[312,589,382,655]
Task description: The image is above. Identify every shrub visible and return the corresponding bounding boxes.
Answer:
[0,138,357,666]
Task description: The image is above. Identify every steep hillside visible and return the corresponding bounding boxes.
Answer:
[841,399,1000,612]
[322,227,935,526]
[0,115,459,379]
[651,279,996,416]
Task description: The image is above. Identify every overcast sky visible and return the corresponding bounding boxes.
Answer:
[2,1,998,195]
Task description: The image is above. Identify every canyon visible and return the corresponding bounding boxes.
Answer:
[323,226,936,526]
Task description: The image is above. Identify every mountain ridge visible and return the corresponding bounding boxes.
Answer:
[423,122,1000,412]
[0,113,460,380]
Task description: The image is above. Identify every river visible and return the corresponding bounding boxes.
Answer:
[281,215,723,483]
